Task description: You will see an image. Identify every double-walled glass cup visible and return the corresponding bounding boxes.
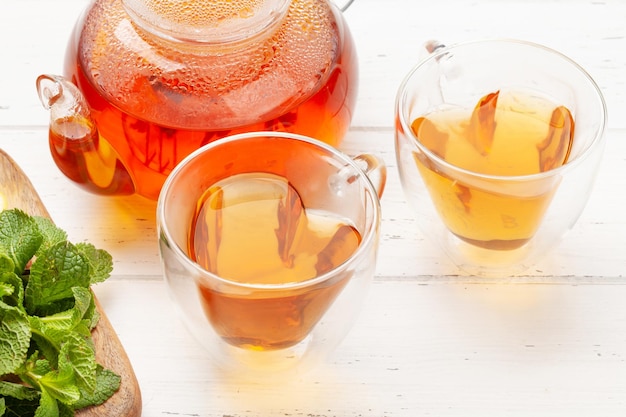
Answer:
[395,39,607,276]
[157,132,385,379]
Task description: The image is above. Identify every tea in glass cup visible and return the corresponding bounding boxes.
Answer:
[395,39,607,276]
[157,132,385,378]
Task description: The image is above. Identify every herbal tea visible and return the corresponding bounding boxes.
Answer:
[54,0,358,200]
[411,89,574,250]
[189,173,361,350]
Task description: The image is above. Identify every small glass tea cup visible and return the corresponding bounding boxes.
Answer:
[395,39,607,276]
[157,131,385,379]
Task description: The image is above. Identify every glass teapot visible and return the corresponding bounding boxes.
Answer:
[36,0,358,200]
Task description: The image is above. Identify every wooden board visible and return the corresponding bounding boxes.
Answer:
[0,149,142,417]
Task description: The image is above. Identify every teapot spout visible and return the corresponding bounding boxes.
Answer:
[35,74,135,195]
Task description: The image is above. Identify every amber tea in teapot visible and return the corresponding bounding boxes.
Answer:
[37,0,358,200]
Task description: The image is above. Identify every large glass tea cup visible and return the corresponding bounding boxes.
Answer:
[157,131,385,379]
[395,39,607,276]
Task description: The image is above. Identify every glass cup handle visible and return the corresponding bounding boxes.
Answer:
[352,154,387,198]
[330,153,386,199]
[425,40,446,54]
[333,0,355,12]
[420,39,448,61]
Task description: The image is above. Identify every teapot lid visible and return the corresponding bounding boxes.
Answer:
[122,0,291,44]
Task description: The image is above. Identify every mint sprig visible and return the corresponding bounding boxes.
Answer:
[0,209,119,417]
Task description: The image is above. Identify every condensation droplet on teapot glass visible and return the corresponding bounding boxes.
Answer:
[87,0,339,129]
[40,0,359,199]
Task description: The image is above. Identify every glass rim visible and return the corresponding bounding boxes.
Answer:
[395,38,608,182]
[157,130,382,291]
[122,0,291,45]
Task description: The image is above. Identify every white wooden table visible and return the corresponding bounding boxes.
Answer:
[2,0,626,415]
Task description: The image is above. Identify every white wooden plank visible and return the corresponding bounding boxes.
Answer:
[93,278,626,416]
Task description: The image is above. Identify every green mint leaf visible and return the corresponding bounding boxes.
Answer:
[70,287,98,333]
[35,287,95,336]
[28,287,98,365]
[0,210,43,275]
[31,358,52,378]
[74,243,113,285]
[30,300,75,319]
[58,402,75,417]
[70,287,95,326]
[0,254,15,274]
[59,333,97,395]
[0,381,40,401]
[0,283,13,298]
[32,217,67,257]
[0,209,119,415]
[70,288,91,318]
[38,360,80,405]
[28,318,60,366]
[34,389,59,417]
[0,272,23,309]
[36,310,80,336]
[25,242,90,315]
[17,353,51,389]
[71,365,121,410]
[0,304,30,375]
[22,352,47,371]
[29,316,73,367]
[31,288,95,339]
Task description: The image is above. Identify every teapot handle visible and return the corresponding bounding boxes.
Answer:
[333,0,355,12]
